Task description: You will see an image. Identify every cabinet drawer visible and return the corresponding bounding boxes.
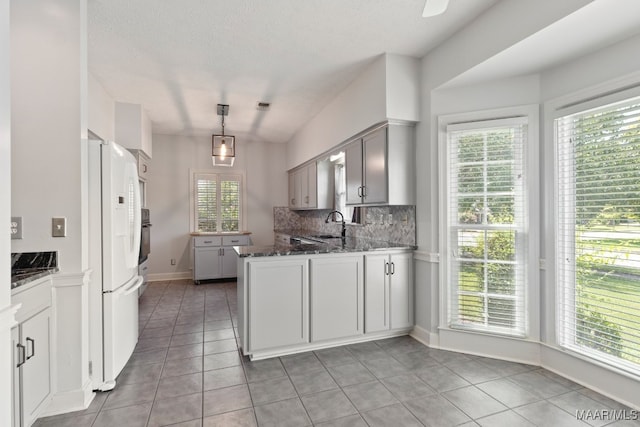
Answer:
[193,236,222,247]
[274,233,291,245]
[222,235,249,246]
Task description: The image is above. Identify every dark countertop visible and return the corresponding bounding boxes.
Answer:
[11,251,58,290]
[11,267,59,290]
[235,233,416,258]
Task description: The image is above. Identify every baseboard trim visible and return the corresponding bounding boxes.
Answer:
[410,325,439,347]
[40,379,94,417]
[148,271,193,282]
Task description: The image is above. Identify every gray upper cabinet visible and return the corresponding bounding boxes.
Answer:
[346,123,414,206]
[288,160,332,210]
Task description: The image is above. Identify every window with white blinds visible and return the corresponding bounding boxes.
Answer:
[556,95,640,373]
[445,117,528,336]
[193,173,243,233]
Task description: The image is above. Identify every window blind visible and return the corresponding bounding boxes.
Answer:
[556,96,640,372]
[446,118,528,336]
[194,173,243,233]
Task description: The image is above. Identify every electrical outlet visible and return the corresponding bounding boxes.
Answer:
[52,217,66,237]
[171,259,176,265]
[11,216,22,239]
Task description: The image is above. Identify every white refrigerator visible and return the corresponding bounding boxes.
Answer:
[88,140,143,391]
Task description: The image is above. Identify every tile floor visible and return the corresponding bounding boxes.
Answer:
[35,279,638,427]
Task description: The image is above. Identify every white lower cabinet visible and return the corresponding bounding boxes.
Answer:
[310,256,363,342]
[193,235,250,282]
[12,278,53,427]
[248,259,309,352]
[239,250,413,360]
[365,252,413,333]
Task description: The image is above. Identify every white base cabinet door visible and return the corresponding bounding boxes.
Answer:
[310,256,363,342]
[194,247,221,281]
[389,253,413,329]
[365,252,413,333]
[364,254,389,333]
[248,259,309,352]
[21,308,52,426]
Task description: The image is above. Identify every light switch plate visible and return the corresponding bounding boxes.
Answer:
[52,217,66,237]
[11,217,22,239]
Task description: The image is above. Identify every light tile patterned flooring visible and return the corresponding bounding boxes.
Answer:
[35,279,638,427]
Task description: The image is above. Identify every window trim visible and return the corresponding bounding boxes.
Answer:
[438,105,540,341]
[189,169,247,233]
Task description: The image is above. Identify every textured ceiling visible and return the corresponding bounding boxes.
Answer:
[88,0,498,143]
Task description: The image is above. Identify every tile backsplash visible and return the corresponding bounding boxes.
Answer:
[274,206,415,245]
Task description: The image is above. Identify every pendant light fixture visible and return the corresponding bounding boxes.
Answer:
[212,104,235,167]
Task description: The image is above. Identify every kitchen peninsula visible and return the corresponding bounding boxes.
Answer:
[236,235,416,360]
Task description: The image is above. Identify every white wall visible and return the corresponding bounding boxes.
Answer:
[10,0,85,273]
[88,73,115,141]
[413,7,640,408]
[0,0,14,424]
[286,53,420,170]
[147,134,287,278]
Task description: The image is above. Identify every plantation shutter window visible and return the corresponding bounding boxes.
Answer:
[194,173,243,233]
[445,117,528,337]
[220,177,241,232]
[556,95,640,373]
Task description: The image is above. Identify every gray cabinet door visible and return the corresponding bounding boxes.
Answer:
[390,253,413,329]
[220,247,238,278]
[364,254,389,333]
[310,256,363,341]
[248,259,309,351]
[194,247,221,280]
[21,308,52,427]
[362,127,387,204]
[345,139,363,205]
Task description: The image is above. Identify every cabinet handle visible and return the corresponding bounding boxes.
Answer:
[384,262,389,276]
[143,164,147,173]
[231,240,239,243]
[26,337,35,360]
[357,187,362,197]
[292,198,296,205]
[16,343,26,368]
[222,248,225,256]
[362,186,367,198]
[203,240,212,244]
[391,262,395,275]
[305,196,309,204]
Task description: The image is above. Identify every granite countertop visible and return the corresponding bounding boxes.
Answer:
[11,251,58,290]
[236,233,416,258]
[191,231,252,236]
[11,267,59,290]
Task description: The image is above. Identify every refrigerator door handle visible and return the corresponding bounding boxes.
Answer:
[115,276,144,297]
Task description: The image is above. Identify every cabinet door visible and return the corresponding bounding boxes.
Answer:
[306,162,317,208]
[194,247,221,280]
[21,308,52,427]
[389,253,413,329]
[220,247,239,278]
[298,168,309,208]
[310,256,363,341]
[345,140,363,205]
[364,254,389,333]
[362,128,387,204]
[288,171,297,208]
[249,259,309,351]
[11,327,20,427]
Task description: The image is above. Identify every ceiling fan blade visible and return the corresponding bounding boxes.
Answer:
[422,0,450,17]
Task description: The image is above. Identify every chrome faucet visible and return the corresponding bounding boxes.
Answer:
[325,210,346,240]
